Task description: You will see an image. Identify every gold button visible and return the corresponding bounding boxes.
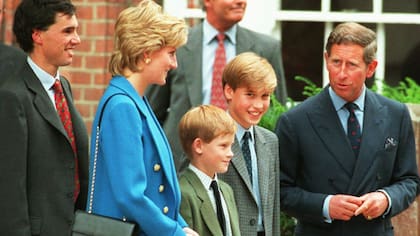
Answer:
[159,185,165,192]
[163,206,169,214]
[154,164,161,171]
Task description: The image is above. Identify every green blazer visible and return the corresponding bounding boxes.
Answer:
[179,169,241,236]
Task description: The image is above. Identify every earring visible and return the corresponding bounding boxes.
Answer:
[144,58,151,64]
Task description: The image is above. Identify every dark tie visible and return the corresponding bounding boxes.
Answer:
[53,79,80,202]
[210,33,227,110]
[210,180,226,236]
[242,131,253,183]
[345,102,361,157]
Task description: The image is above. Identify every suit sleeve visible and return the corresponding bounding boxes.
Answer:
[0,90,31,235]
[275,114,328,224]
[382,104,420,217]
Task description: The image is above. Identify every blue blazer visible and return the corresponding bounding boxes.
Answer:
[88,76,187,235]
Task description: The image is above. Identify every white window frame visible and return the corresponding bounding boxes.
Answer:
[165,0,420,92]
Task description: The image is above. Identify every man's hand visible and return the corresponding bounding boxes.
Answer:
[329,194,363,221]
[354,191,389,220]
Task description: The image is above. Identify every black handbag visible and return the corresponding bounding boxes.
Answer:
[72,94,139,236]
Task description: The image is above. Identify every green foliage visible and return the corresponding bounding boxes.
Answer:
[258,94,289,131]
[295,75,322,98]
[371,77,420,103]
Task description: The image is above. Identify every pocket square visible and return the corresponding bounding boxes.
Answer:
[384,137,398,150]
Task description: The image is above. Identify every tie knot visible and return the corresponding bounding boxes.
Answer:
[243,131,251,141]
[210,180,219,191]
[52,79,63,93]
[345,102,358,113]
[216,33,225,43]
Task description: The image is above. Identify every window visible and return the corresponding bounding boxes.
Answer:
[165,0,420,101]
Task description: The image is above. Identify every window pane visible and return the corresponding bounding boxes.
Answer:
[281,22,324,101]
[383,0,420,13]
[331,0,372,12]
[386,24,420,86]
[281,0,321,11]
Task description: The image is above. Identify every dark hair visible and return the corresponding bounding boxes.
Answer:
[13,0,76,52]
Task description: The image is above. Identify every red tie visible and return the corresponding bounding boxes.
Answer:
[53,79,80,202]
[210,33,227,110]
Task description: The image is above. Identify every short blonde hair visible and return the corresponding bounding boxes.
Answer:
[222,52,277,92]
[178,105,237,158]
[109,0,188,75]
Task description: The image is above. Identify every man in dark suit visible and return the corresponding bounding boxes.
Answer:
[0,0,88,235]
[146,0,287,171]
[276,22,420,236]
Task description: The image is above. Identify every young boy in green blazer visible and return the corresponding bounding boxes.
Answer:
[178,105,241,236]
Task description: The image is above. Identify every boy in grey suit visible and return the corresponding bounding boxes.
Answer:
[178,105,240,236]
[219,52,280,236]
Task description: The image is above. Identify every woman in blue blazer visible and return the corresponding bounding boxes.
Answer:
[87,1,198,235]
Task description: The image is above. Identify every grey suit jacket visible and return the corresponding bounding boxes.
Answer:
[179,168,241,236]
[276,87,420,236]
[219,126,280,236]
[145,22,287,171]
[0,61,89,236]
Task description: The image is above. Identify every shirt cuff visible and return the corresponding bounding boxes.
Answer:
[322,195,333,223]
[377,189,392,217]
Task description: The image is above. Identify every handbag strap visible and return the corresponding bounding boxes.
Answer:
[88,93,124,214]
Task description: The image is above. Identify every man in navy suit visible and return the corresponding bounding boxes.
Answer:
[146,0,287,171]
[276,22,420,236]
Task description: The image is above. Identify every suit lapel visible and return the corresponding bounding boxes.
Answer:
[183,25,204,107]
[348,91,386,193]
[23,64,68,139]
[184,170,223,236]
[308,89,356,177]
[254,127,271,208]
[231,138,255,196]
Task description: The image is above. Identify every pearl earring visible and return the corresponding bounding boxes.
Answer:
[144,58,151,64]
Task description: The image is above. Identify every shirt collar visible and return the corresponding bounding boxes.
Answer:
[328,85,366,111]
[203,19,237,45]
[188,163,219,190]
[27,57,60,90]
[235,123,254,143]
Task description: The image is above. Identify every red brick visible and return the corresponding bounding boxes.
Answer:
[97,5,125,19]
[85,87,106,101]
[95,39,114,53]
[76,5,94,20]
[85,55,108,69]
[70,72,93,85]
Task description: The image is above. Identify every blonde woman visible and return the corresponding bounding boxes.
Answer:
[88,1,198,235]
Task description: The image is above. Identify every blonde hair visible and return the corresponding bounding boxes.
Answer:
[109,0,188,75]
[222,52,277,92]
[179,105,237,158]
